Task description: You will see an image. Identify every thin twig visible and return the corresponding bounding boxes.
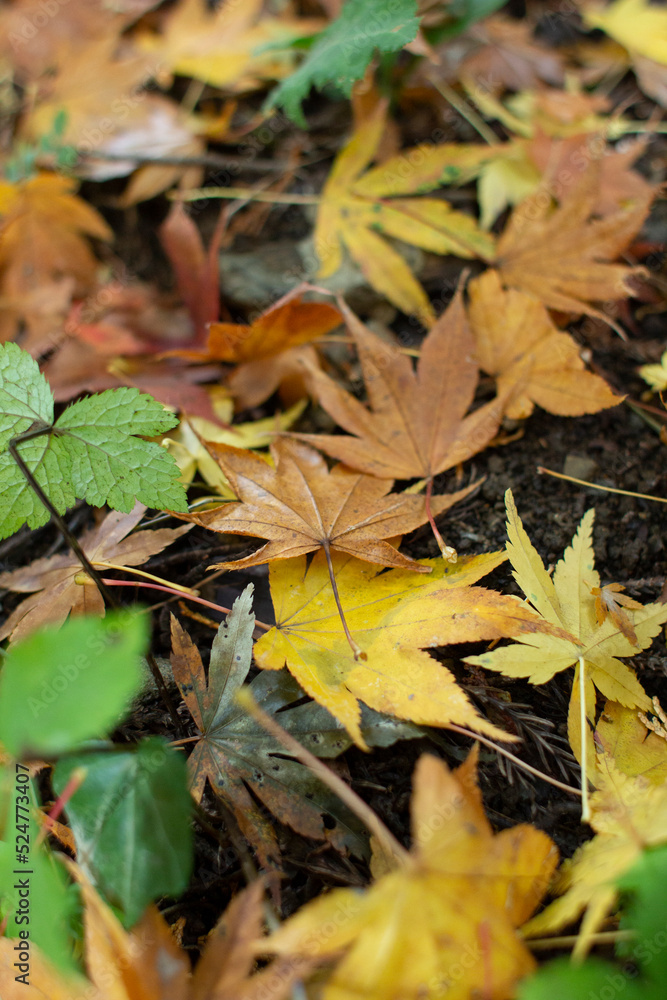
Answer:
[538,466,667,504]
[238,687,410,866]
[173,186,321,205]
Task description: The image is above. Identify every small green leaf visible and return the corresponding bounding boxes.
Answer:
[0,344,189,538]
[266,0,420,125]
[0,612,147,758]
[53,738,193,927]
[0,342,53,450]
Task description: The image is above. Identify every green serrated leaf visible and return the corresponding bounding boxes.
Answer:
[0,342,53,450]
[0,612,147,758]
[0,344,189,536]
[53,738,193,927]
[266,0,420,125]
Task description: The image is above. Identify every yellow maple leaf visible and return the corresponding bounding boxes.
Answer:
[595,700,667,786]
[467,269,623,419]
[584,0,667,66]
[262,747,558,1000]
[523,756,667,957]
[254,548,563,746]
[137,0,323,92]
[464,491,664,768]
[315,103,496,325]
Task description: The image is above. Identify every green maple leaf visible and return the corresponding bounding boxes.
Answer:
[0,342,188,538]
[266,0,420,126]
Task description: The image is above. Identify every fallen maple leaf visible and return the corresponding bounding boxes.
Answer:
[262,747,558,1000]
[137,0,324,93]
[173,293,343,410]
[294,289,504,556]
[0,503,191,643]
[176,436,472,573]
[595,700,667,786]
[254,548,565,746]
[0,860,311,1000]
[583,0,667,67]
[467,269,623,419]
[493,159,653,330]
[171,586,416,869]
[465,491,666,768]
[315,103,496,324]
[0,172,112,342]
[296,288,503,479]
[522,757,667,958]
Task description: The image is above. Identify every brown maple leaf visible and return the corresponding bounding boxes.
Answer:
[467,268,623,418]
[493,158,653,331]
[0,503,192,643]
[178,437,468,572]
[293,289,504,557]
[174,437,473,655]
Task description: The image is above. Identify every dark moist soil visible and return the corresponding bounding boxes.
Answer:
[2,120,667,962]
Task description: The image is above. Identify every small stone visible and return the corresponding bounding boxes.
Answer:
[563,454,598,482]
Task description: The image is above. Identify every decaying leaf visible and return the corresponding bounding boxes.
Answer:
[465,491,665,767]
[0,503,191,643]
[467,269,623,419]
[254,548,566,745]
[0,861,311,999]
[295,288,505,482]
[174,437,474,573]
[171,586,416,868]
[315,103,496,324]
[262,747,558,1000]
[591,582,643,645]
[493,160,653,329]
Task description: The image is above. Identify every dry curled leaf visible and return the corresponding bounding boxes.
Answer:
[493,159,653,331]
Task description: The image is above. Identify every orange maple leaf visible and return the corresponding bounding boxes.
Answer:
[0,172,112,342]
[467,269,623,418]
[493,159,652,331]
[174,293,343,410]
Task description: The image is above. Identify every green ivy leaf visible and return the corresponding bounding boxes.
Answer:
[0,343,189,538]
[0,612,147,758]
[266,0,420,126]
[53,738,193,927]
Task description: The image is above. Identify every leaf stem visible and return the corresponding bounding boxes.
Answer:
[443,724,582,797]
[579,656,591,823]
[237,687,410,867]
[173,187,322,205]
[538,466,667,504]
[93,561,199,595]
[322,541,365,660]
[81,576,273,631]
[425,476,457,562]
